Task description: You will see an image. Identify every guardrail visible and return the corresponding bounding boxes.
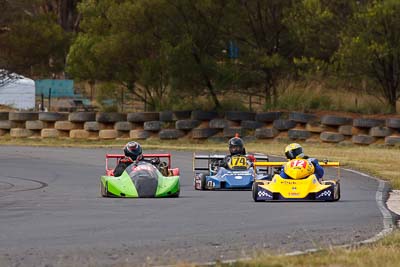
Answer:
[0,111,399,146]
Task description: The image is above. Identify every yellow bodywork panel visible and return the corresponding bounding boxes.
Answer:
[283,159,314,179]
[256,175,333,199]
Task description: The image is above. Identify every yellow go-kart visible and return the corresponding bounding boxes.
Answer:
[252,159,340,202]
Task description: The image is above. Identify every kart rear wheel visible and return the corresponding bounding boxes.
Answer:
[334,182,341,201]
[324,181,340,201]
[194,173,207,190]
[100,181,108,197]
[252,182,261,202]
[169,190,180,198]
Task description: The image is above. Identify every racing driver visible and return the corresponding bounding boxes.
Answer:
[280,143,324,179]
[113,141,162,176]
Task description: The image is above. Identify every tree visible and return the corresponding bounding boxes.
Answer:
[335,0,400,113]
[67,0,170,110]
[0,0,71,77]
[0,69,15,88]
[287,0,356,62]
[40,0,82,32]
[67,0,232,110]
[144,0,231,110]
[222,0,295,108]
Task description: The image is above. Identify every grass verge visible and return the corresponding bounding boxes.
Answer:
[207,231,400,267]
[0,137,399,267]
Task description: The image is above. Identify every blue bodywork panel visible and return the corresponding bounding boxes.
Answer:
[204,167,255,189]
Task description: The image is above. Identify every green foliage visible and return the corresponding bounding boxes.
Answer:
[223,0,295,106]
[219,97,249,112]
[340,99,393,114]
[95,82,119,112]
[167,95,214,111]
[0,13,71,77]
[272,88,332,112]
[287,0,355,61]
[335,0,400,112]
[66,34,100,81]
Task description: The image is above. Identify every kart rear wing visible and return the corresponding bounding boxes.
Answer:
[253,161,339,167]
[193,153,269,172]
[105,153,172,173]
[253,161,340,179]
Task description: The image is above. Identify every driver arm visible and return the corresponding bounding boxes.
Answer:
[310,159,324,179]
[113,158,132,177]
[219,155,230,168]
[279,165,289,179]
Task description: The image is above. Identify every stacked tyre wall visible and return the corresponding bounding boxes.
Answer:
[0,111,399,146]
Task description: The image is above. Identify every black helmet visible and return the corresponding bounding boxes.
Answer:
[124,141,143,161]
[228,135,245,155]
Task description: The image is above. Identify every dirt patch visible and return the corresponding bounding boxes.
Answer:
[0,104,15,111]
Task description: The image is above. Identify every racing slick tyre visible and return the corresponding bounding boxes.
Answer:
[323,181,340,201]
[101,181,108,197]
[168,190,180,198]
[252,182,261,202]
[195,173,207,190]
[335,182,341,201]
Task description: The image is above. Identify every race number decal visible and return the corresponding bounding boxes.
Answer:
[290,159,307,168]
[229,156,248,168]
[135,165,152,171]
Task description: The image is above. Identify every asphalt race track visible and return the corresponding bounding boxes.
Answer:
[0,146,389,266]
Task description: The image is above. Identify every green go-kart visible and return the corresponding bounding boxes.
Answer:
[100,153,180,198]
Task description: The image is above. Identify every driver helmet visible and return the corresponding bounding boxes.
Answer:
[124,141,143,162]
[228,134,245,155]
[284,143,304,160]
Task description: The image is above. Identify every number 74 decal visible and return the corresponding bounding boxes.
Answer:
[230,156,247,167]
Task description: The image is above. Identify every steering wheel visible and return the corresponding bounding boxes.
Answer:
[210,159,221,172]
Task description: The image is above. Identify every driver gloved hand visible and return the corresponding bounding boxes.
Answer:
[151,158,160,165]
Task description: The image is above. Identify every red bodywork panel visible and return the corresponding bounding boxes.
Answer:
[105,153,174,176]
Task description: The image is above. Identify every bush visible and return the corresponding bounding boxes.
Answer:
[219,97,249,111]
[273,90,332,112]
[96,83,120,112]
